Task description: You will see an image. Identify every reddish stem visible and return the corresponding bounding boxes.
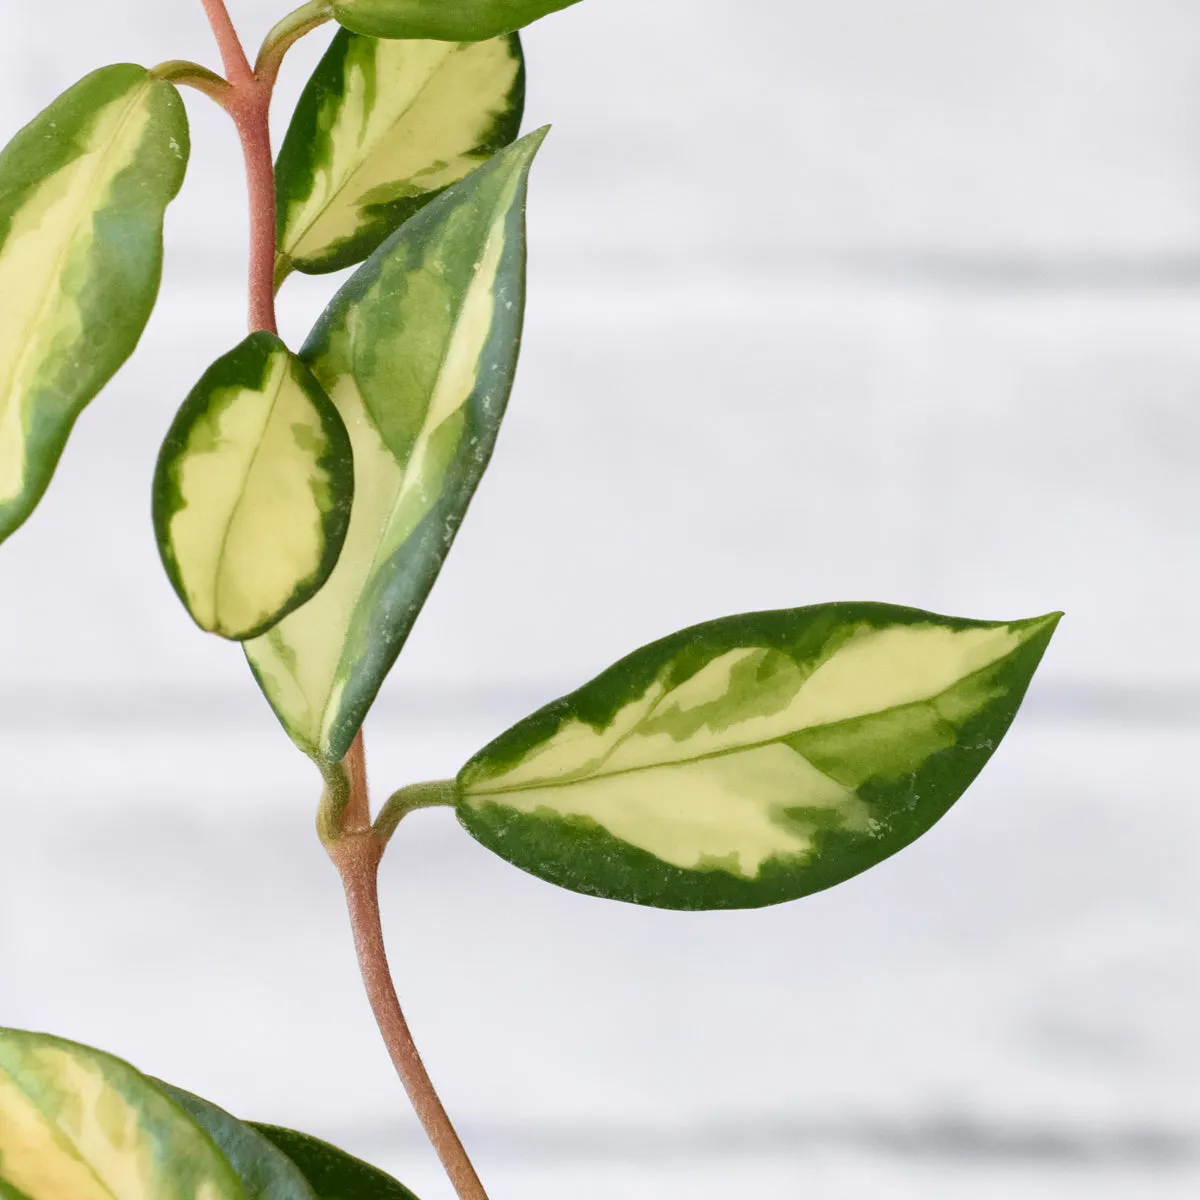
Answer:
[329,830,491,1200]
[195,7,489,1197]
[199,0,277,333]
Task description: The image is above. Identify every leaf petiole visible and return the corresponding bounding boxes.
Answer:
[149,60,233,108]
[374,780,458,846]
[256,1,335,92]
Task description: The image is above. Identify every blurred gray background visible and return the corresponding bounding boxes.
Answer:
[1,1,1197,1196]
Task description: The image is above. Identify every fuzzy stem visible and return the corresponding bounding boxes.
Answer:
[199,0,254,84]
[326,749,491,1200]
[199,0,276,333]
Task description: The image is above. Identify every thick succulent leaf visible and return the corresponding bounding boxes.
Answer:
[0,1028,244,1200]
[153,332,354,641]
[246,129,547,760]
[158,1086,316,1200]
[457,603,1061,910]
[332,0,580,41]
[251,1125,420,1200]
[276,28,524,279]
[0,64,189,545]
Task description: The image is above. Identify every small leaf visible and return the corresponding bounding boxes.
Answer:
[153,332,354,641]
[246,128,547,760]
[252,1125,421,1200]
[159,1085,317,1200]
[0,1028,244,1200]
[0,64,189,545]
[332,0,580,42]
[456,603,1061,910]
[276,28,524,279]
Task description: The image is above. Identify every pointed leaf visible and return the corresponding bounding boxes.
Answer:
[251,1125,421,1200]
[456,603,1061,910]
[246,129,547,760]
[153,332,354,641]
[0,64,189,545]
[332,0,580,42]
[158,1086,317,1200]
[276,29,524,279]
[0,1028,244,1200]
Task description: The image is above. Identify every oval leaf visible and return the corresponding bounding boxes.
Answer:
[158,1085,317,1200]
[333,0,580,41]
[153,331,354,641]
[246,128,547,760]
[252,1125,421,1200]
[0,1028,244,1200]
[456,603,1061,910]
[0,64,189,545]
[276,28,524,280]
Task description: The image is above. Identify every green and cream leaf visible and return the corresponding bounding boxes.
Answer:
[276,29,524,279]
[246,129,547,760]
[456,603,1061,910]
[153,332,354,641]
[332,0,580,42]
[251,1125,421,1200]
[158,1086,317,1200]
[0,64,189,545]
[0,1028,245,1200]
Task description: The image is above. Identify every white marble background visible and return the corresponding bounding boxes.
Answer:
[0,2,1197,1197]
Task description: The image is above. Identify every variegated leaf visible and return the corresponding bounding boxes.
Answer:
[332,0,581,42]
[251,1125,421,1200]
[246,130,546,761]
[276,28,524,280]
[153,332,354,642]
[457,603,1061,910]
[158,1086,317,1200]
[0,64,189,545]
[0,1028,244,1200]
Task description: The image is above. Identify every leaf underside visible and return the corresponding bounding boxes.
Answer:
[0,64,189,545]
[159,1085,317,1200]
[276,28,524,279]
[251,1125,421,1200]
[457,602,1061,910]
[246,129,547,761]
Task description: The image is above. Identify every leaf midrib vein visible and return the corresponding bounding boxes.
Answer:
[469,653,1010,798]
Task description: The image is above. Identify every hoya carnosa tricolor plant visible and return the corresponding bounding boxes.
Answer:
[0,1,1064,1198]
[455,604,1061,910]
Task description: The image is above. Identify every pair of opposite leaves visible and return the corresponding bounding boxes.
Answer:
[0,9,1060,916]
[0,1027,419,1200]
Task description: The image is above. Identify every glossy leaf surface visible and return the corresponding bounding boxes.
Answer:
[458,603,1060,910]
[247,129,547,760]
[160,1087,316,1200]
[0,1028,244,1200]
[276,28,524,279]
[153,332,353,641]
[252,1126,420,1200]
[0,64,188,545]
[332,0,580,41]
